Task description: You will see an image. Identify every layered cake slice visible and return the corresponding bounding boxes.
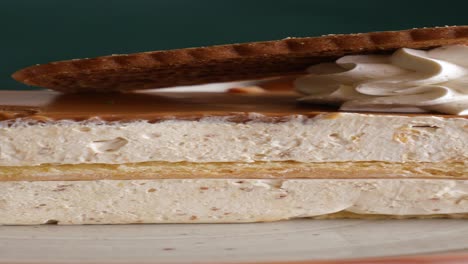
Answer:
[1,26,467,224]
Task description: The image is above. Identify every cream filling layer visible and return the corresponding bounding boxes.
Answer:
[0,113,467,166]
[1,179,467,225]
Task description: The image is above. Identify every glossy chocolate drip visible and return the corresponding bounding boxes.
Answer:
[0,90,331,122]
[0,89,464,123]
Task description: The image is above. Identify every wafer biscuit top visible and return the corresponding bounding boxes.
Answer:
[12,26,468,92]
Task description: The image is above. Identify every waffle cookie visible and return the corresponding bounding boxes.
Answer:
[12,26,468,93]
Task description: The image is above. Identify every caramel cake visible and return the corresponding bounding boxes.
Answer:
[2,26,467,224]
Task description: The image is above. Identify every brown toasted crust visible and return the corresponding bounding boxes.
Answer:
[13,26,468,93]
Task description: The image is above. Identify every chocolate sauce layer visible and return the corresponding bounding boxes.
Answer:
[0,90,463,123]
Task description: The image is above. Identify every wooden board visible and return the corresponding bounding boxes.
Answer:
[1,219,467,263]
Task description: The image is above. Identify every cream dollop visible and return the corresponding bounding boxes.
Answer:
[295,45,468,115]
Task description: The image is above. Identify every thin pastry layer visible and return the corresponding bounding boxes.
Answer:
[0,161,466,181]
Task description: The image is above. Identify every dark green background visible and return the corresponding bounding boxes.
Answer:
[2,0,467,90]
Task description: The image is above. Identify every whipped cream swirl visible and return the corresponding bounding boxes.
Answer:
[295,45,468,115]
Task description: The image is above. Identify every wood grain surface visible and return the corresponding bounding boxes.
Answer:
[1,219,467,263]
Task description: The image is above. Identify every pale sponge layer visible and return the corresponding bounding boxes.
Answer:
[1,113,467,166]
[1,179,467,225]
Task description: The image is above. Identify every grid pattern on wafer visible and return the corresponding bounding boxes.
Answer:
[12,26,468,92]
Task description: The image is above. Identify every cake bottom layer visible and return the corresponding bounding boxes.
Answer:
[1,179,467,225]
